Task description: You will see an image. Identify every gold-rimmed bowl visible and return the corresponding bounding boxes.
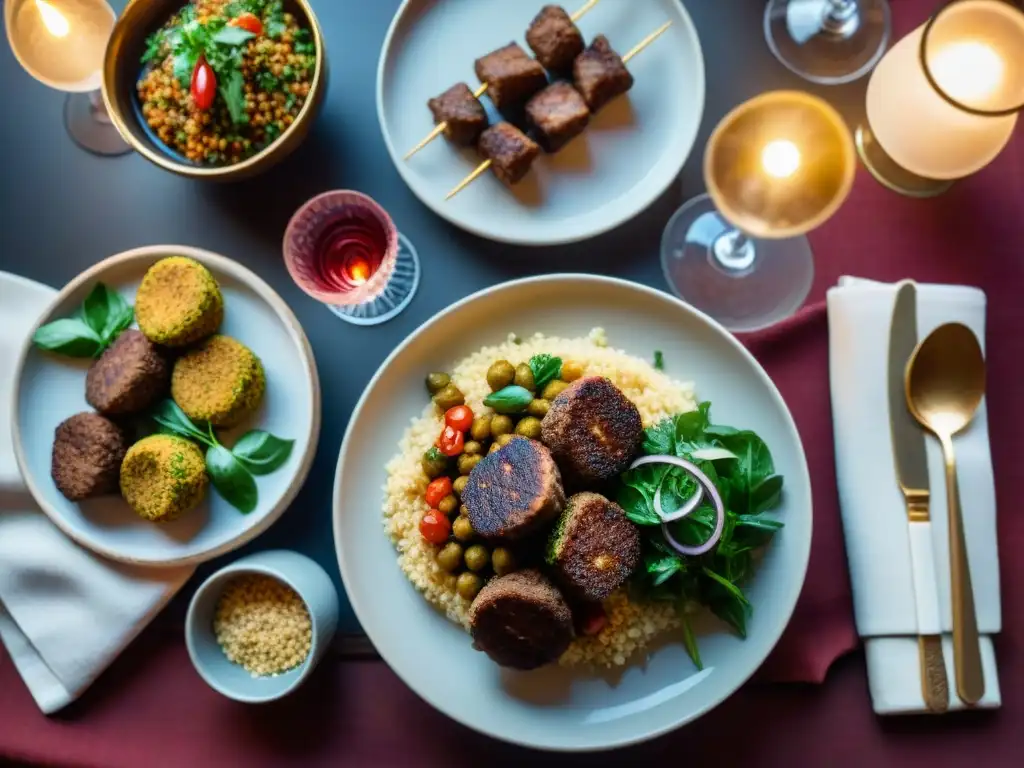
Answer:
[102,0,327,181]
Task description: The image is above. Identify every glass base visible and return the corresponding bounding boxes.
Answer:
[327,233,421,326]
[855,124,954,198]
[660,194,814,333]
[64,92,132,156]
[765,0,892,85]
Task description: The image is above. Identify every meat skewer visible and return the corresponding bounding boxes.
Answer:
[444,20,673,201]
[404,1,600,160]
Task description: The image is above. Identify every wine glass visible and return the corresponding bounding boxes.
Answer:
[284,191,421,327]
[765,0,892,85]
[4,0,129,155]
[661,91,856,332]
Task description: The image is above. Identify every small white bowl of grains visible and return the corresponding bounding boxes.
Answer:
[185,550,339,703]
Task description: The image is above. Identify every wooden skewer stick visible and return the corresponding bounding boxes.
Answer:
[404,0,602,161]
[445,20,673,201]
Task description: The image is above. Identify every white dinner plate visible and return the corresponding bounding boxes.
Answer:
[333,275,811,751]
[377,0,705,245]
[11,245,321,567]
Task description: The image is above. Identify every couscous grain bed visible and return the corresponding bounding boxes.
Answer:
[138,0,315,166]
[382,330,697,668]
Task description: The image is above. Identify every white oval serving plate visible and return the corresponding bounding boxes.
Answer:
[12,245,321,567]
[377,0,706,245]
[333,275,811,751]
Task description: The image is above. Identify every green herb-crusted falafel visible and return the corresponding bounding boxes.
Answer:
[136,256,223,347]
[171,335,265,428]
[120,434,207,522]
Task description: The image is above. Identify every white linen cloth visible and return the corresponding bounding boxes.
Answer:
[0,272,193,714]
[827,276,1001,714]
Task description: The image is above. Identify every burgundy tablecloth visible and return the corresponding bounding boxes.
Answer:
[3,3,1022,766]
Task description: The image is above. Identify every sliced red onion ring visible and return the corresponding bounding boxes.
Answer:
[629,455,726,557]
[653,469,703,523]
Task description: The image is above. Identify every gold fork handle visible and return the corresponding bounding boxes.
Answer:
[941,436,984,705]
[919,635,949,713]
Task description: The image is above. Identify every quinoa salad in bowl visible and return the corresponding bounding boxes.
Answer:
[384,328,786,672]
[136,0,317,166]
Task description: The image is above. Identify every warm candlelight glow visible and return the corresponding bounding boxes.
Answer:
[35,0,70,38]
[761,140,801,179]
[929,41,1004,105]
[347,256,371,285]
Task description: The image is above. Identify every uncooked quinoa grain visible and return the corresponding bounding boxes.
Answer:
[382,330,697,668]
[214,574,312,677]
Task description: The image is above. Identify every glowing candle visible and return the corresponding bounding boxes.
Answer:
[35,0,69,37]
[761,140,801,179]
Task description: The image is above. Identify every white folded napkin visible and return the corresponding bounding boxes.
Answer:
[0,272,193,714]
[827,276,1001,714]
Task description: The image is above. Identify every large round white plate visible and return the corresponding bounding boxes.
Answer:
[334,275,811,751]
[377,0,705,245]
[12,245,321,567]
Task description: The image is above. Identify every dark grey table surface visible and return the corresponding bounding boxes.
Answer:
[0,0,865,634]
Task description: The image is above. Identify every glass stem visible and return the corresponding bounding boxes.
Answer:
[88,89,112,125]
[711,229,757,272]
[822,0,861,37]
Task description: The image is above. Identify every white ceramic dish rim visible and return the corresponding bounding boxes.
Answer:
[333,273,812,751]
[10,244,322,568]
[374,0,707,246]
[185,558,322,703]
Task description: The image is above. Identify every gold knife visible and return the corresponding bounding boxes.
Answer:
[889,281,949,713]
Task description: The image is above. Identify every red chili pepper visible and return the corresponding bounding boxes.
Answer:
[437,425,464,457]
[190,55,216,111]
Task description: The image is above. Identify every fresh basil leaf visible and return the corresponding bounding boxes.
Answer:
[750,474,784,515]
[641,419,676,456]
[220,69,249,125]
[528,354,562,391]
[702,567,750,606]
[32,319,102,358]
[212,26,256,46]
[618,484,660,526]
[206,444,258,513]
[688,446,737,462]
[231,430,294,475]
[666,504,717,546]
[734,513,785,532]
[710,593,748,638]
[646,554,683,586]
[678,606,703,669]
[173,52,194,87]
[150,400,209,443]
[654,350,664,370]
[483,385,533,414]
[674,402,712,442]
[82,283,131,341]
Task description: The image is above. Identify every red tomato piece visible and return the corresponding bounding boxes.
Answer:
[419,510,451,544]
[424,477,453,507]
[190,56,216,111]
[444,405,474,433]
[437,425,464,457]
[229,12,263,35]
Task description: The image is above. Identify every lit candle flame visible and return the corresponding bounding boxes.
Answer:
[347,257,371,285]
[35,0,70,38]
[930,41,1004,104]
[761,140,801,179]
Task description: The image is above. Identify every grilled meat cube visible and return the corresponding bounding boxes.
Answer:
[469,569,574,670]
[462,436,565,541]
[547,492,641,602]
[573,35,635,113]
[526,5,585,73]
[525,81,590,153]
[477,122,541,186]
[427,83,488,146]
[541,376,644,485]
[474,42,548,110]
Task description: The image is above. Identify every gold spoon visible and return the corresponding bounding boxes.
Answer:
[905,322,986,706]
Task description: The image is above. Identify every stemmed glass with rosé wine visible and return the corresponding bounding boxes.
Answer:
[284,191,421,326]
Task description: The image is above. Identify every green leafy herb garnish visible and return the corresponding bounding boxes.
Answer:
[141,30,166,64]
[528,354,562,392]
[33,283,133,358]
[212,26,256,46]
[220,69,249,125]
[483,385,534,414]
[616,402,784,669]
[148,400,294,514]
[265,0,286,38]
[654,350,664,370]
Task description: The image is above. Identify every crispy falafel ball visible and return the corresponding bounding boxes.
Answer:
[51,412,128,501]
[120,435,207,522]
[171,335,265,428]
[86,329,170,416]
[136,256,223,347]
